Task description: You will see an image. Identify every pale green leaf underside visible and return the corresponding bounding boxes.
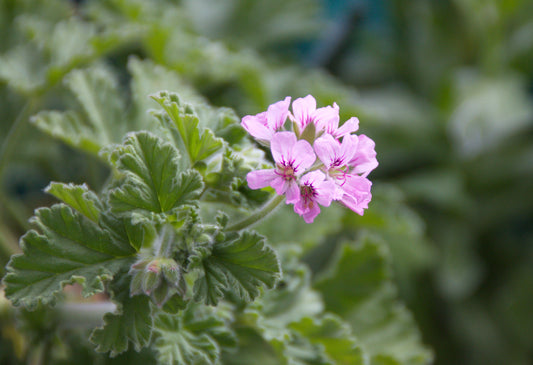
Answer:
[110,131,204,213]
[194,231,281,306]
[45,182,101,222]
[3,205,135,309]
[315,238,433,365]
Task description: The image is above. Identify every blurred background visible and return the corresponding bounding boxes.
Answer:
[1,0,532,364]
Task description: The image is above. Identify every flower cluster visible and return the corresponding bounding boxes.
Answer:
[243,95,377,223]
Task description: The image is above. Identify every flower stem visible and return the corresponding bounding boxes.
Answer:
[226,194,285,231]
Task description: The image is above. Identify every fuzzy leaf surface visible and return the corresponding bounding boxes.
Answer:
[109,131,204,213]
[193,231,280,305]
[3,205,135,309]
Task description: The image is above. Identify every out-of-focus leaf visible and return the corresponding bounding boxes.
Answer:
[291,315,367,365]
[449,71,533,157]
[315,237,433,365]
[31,66,127,155]
[183,0,322,49]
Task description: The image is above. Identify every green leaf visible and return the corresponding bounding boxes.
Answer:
[109,131,204,214]
[3,205,135,309]
[237,259,349,365]
[45,182,101,222]
[291,315,366,365]
[99,211,157,253]
[151,91,224,165]
[90,275,153,357]
[193,231,280,305]
[31,66,127,156]
[128,57,205,132]
[314,237,433,365]
[153,304,236,365]
[0,44,47,94]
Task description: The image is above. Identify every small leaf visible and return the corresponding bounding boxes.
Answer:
[151,91,224,165]
[109,131,204,214]
[3,205,135,309]
[45,182,101,222]
[90,275,153,356]
[193,231,280,306]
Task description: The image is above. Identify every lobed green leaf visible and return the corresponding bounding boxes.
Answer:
[193,231,280,306]
[3,205,135,309]
[109,131,204,214]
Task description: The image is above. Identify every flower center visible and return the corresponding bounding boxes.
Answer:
[276,163,296,181]
[300,184,316,209]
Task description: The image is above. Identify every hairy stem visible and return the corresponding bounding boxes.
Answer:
[226,194,285,231]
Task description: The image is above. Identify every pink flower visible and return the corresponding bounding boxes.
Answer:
[290,95,338,134]
[348,134,378,177]
[247,132,315,203]
[313,134,373,215]
[294,170,336,223]
[241,97,291,143]
[290,95,358,139]
[336,175,372,215]
[314,134,357,188]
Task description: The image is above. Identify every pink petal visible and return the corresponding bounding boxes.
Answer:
[292,139,316,173]
[247,169,277,189]
[338,175,372,215]
[301,170,325,185]
[313,134,338,168]
[284,181,300,204]
[301,204,321,223]
[292,95,316,129]
[267,97,291,131]
[315,102,340,133]
[349,134,378,176]
[271,132,297,164]
[270,176,287,195]
[242,115,273,141]
[339,134,358,163]
[314,180,336,207]
[334,117,359,138]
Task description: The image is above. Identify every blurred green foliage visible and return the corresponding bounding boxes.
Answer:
[0,0,532,364]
